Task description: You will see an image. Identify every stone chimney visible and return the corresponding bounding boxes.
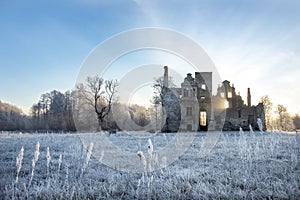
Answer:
[247,88,251,106]
[163,66,168,88]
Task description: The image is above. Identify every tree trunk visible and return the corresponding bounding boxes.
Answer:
[97,116,103,132]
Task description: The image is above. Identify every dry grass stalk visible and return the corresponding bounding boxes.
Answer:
[46,147,51,175]
[137,151,147,171]
[58,154,62,174]
[81,142,94,176]
[28,142,40,187]
[15,146,24,184]
[147,139,153,159]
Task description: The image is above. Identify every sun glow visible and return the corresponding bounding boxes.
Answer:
[128,85,154,108]
[224,100,229,109]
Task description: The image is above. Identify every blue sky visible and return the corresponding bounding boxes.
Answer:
[0,0,299,115]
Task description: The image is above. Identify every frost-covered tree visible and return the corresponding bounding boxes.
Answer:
[275,104,294,131]
[259,95,273,131]
[0,101,28,131]
[49,90,66,130]
[293,113,300,130]
[64,90,76,131]
[40,93,51,129]
[153,75,180,132]
[148,103,163,132]
[152,76,176,106]
[128,104,150,127]
[76,76,118,131]
[30,90,77,132]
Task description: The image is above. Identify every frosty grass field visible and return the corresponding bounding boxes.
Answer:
[0,131,299,199]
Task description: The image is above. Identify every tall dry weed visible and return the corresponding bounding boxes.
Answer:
[15,146,24,184]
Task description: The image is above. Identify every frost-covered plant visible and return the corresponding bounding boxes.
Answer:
[15,146,24,184]
[58,154,62,174]
[147,175,154,199]
[3,132,300,199]
[34,142,40,162]
[249,125,254,134]
[46,147,51,176]
[28,142,40,187]
[257,118,263,133]
[81,142,94,176]
[239,127,244,135]
[64,164,69,191]
[147,139,153,171]
[100,150,104,162]
[163,133,168,144]
[161,156,168,169]
[137,151,147,171]
[147,139,153,159]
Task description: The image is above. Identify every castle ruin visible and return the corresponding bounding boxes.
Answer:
[161,66,265,132]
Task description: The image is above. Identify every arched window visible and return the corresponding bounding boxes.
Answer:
[200,111,207,126]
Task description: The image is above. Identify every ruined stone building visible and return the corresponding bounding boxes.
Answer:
[161,66,265,132]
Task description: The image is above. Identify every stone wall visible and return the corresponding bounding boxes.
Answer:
[221,104,266,131]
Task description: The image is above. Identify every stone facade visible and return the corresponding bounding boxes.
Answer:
[161,66,265,132]
[213,80,265,131]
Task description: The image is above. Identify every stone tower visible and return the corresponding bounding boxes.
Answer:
[163,66,168,88]
[247,88,251,107]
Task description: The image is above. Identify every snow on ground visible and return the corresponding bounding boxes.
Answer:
[0,131,299,199]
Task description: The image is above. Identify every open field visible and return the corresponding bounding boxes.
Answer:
[0,131,299,199]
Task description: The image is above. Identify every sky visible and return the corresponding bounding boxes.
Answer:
[0,0,299,115]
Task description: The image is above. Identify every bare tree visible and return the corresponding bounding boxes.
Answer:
[260,95,273,130]
[76,76,118,131]
[153,76,176,106]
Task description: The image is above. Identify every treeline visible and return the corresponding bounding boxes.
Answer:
[0,75,164,132]
[0,90,160,132]
[0,101,30,131]
[31,90,76,132]
[0,90,76,132]
[260,95,300,131]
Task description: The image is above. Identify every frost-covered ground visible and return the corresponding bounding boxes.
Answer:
[0,131,299,199]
